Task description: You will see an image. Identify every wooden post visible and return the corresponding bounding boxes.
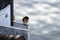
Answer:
[10,0,14,26]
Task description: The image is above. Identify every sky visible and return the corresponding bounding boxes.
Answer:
[14,0,60,40]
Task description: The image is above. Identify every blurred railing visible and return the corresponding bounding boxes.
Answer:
[3,26,29,32]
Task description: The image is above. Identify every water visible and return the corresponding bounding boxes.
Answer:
[14,0,60,40]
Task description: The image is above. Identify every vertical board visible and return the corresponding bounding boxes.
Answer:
[0,0,13,27]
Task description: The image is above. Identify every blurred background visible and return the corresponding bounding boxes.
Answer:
[14,0,60,40]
